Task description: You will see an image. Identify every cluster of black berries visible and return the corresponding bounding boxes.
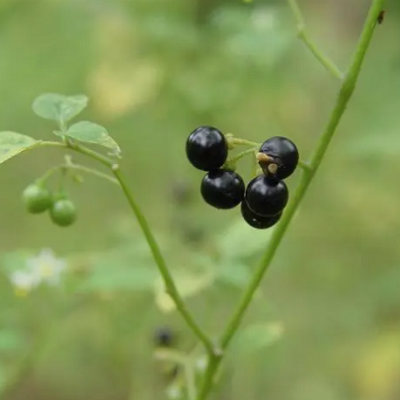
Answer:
[186,126,299,230]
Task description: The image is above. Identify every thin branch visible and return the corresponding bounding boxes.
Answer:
[288,0,343,80]
[38,141,216,356]
[112,167,216,356]
[196,0,386,397]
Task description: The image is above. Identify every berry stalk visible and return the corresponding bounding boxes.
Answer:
[197,0,387,398]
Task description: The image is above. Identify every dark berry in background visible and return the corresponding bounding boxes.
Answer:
[154,326,175,348]
[241,201,282,230]
[201,170,245,210]
[186,126,228,171]
[245,176,288,217]
[259,136,299,180]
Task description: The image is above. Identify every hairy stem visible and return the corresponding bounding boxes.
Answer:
[196,0,386,398]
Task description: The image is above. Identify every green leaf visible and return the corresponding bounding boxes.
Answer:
[154,270,214,313]
[32,93,88,125]
[0,330,25,352]
[77,264,157,293]
[217,262,251,287]
[0,132,38,164]
[231,322,284,357]
[217,218,274,260]
[64,121,121,155]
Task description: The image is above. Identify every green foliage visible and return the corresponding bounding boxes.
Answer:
[32,93,88,127]
[0,132,38,164]
[0,1,397,400]
[231,322,283,357]
[65,121,121,155]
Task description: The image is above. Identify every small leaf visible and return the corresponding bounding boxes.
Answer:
[0,132,38,164]
[64,121,121,154]
[231,322,284,357]
[154,270,214,313]
[217,218,274,260]
[77,264,157,293]
[217,262,251,287]
[32,93,88,125]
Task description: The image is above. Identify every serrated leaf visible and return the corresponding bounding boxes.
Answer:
[0,132,38,164]
[231,322,284,357]
[64,121,121,155]
[32,93,88,125]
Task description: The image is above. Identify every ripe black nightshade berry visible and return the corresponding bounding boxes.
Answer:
[154,326,175,348]
[258,136,299,180]
[201,170,245,209]
[186,126,228,171]
[241,201,282,229]
[245,175,288,217]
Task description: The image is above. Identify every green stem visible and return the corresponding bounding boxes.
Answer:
[288,0,343,80]
[38,163,118,185]
[111,167,215,356]
[223,147,257,170]
[231,138,259,147]
[298,159,313,173]
[38,141,216,356]
[196,0,386,398]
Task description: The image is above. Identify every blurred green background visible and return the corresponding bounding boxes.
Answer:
[1,0,400,399]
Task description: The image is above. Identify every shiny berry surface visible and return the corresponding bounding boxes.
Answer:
[201,170,245,209]
[186,126,228,171]
[245,175,288,216]
[259,136,299,180]
[241,201,282,229]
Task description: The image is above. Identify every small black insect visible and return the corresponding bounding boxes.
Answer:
[377,10,386,25]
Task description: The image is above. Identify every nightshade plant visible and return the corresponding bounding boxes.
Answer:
[0,0,387,398]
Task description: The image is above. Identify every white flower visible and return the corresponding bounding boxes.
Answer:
[25,248,67,285]
[9,270,40,297]
[166,385,182,400]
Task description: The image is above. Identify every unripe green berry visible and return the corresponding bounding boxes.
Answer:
[22,184,52,214]
[50,199,77,227]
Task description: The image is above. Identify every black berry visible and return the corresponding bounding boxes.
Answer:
[186,126,228,171]
[201,170,245,209]
[154,326,175,348]
[258,136,299,180]
[245,176,288,216]
[241,201,282,229]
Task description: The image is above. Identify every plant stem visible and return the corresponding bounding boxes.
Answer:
[232,138,259,147]
[288,0,343,80]
[111,167,216,356]
[38,141,216,357]
[196,0,386,398]
[223,147,257,170]
[298,159,313,173]
[38,163,118,185]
